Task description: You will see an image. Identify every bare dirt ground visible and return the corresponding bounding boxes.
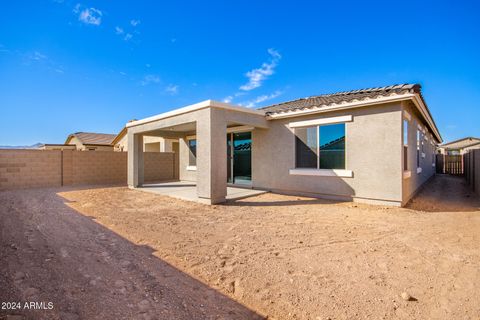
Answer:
[1,175,479,320]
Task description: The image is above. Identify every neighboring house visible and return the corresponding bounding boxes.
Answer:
[437,137,480,155]
[113,126,178,152]
[126,84,442,206]
[38,144,76,150]
[65,132,117,151]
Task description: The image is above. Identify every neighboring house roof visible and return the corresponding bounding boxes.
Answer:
[320,136,345,150]
[65,132,117,145]
[259,83,442,143]
[440,137,480,150]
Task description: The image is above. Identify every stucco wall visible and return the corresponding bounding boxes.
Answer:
[253,102,404,205]
[401,101,437,204]
[0,150,175,190]
[179,136,196,181]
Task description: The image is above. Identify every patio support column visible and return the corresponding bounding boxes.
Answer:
[196,108,227,204]
[127,132,144,188]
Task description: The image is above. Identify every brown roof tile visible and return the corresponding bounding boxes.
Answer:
[259,84,420,114]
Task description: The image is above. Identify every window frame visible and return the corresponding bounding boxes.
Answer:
[187,138,197,167]
[403,119,409,172]
[294,122,347,171]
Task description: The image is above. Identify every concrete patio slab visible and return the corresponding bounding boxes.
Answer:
[135,180,267,204]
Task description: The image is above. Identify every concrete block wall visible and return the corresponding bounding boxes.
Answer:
[0,149,175,190]
[68,150,128,185]
[0,150,62,190]
[144,152,176,182]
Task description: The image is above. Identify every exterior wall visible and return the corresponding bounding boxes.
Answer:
[145,142,161,152]
[0,150,175,190]
[82,145,115,152]
[40,145,76,151]
[179,136,196,181]
[253,102,404,205]
[114,134,127,152]
[115,134,174,153]
[68,136,85,150]
[401,102,437,204]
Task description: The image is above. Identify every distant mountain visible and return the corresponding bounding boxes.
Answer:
[0,143,43,149]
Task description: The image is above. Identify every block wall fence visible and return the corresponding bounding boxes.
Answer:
[0,149,177,190]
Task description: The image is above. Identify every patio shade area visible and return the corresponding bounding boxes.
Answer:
[139,181,267,204]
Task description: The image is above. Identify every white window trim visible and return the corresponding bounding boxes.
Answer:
[403,171,411,179]
[289,168,353,178]
[186,165,197,171]
[417,167,422,174]
[403,110,412,121]
[421,152,426,158]
[289,115,352,128]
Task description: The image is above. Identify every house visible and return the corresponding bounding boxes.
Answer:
[112,126,178,152]
[65,132,117,151]
[437,137,480,155]
[126,84,442,206]
[38,144,76,150]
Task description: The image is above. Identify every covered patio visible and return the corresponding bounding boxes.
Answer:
[126,100,269,204]
[139,180,267,204]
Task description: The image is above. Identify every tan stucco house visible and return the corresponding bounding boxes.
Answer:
[126,84,442,206]
[437,137,480,155]
[65,132,117,151]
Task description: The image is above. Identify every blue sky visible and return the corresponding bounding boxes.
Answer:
[1,0,479,145]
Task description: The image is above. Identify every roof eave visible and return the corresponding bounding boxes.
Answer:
[265,93,443,144]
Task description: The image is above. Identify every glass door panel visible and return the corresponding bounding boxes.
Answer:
[233,132,251,185]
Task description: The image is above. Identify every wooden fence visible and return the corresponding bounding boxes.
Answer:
[436,154,463,175]
[464,149,480,197]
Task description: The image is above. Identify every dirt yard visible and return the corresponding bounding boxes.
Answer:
[1,175,479,320]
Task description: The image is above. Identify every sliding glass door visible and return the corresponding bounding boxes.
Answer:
[227,132,252,185]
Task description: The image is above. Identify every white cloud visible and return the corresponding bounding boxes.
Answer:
[241,90,283,108]
[239,48,281,91]
[145,63,151,68]
[32,51,47,61]
[73,3,80,13]
[141,74,160,86]
[124,33,133,41]
[115,26,124,34]
[78,7,102,26]
[130,19,141,27]
[223,95,233,103]
[165,84,179,95]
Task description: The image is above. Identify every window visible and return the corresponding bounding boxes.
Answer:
[295,127,317,168]
[188,139,196,166]
[403,120,408,171]
[295,123,346,170]
[319,124,345,169]
[416,130,420,168]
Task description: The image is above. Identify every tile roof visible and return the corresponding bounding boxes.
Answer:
[440,137,480,149]
[68,132,117,145]
[259,84,421,114]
